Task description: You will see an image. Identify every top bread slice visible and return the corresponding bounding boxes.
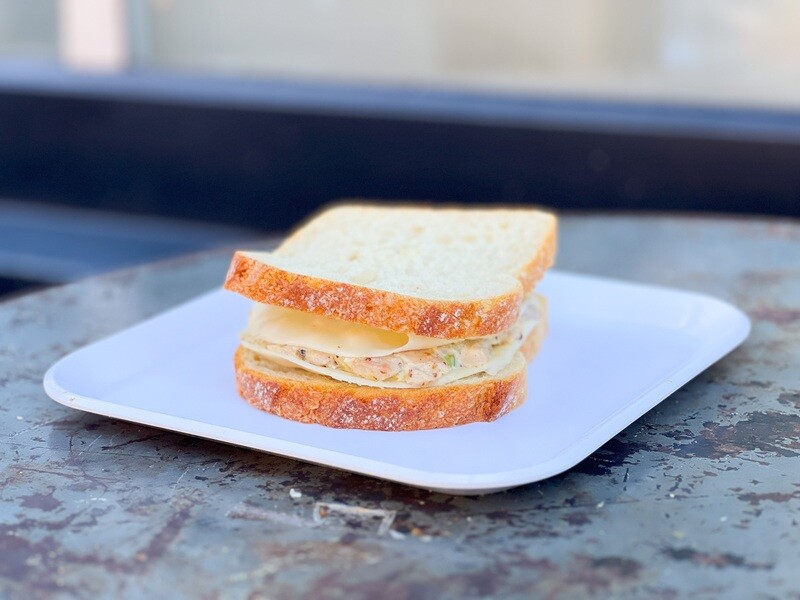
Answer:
[224,204,556,339]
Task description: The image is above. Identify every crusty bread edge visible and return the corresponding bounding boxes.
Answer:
[225,252,523,338]
[235,346,527,431]
[516,217,557,296]
[223,209,556,338]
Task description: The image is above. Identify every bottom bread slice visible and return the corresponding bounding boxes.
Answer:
[233,315,547,431]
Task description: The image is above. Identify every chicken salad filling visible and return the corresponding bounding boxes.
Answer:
[241,295,543,388]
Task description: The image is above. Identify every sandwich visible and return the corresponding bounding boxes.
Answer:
[223,204,557,431]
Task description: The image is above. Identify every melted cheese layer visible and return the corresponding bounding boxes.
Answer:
[245,303,452,358]
[241,296,542,388]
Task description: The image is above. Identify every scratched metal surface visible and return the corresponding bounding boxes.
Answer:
[1,215,799,599]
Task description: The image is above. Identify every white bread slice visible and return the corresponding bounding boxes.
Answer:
[224,204,556,339]
[234,312,547,431]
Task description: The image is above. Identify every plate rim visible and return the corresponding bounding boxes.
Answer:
[42,271,752,494]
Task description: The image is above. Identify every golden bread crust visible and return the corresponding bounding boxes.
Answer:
[234,346,528,431]
[224,252,525,338]
[517,223,557,296]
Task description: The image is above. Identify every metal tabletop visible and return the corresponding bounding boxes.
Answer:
[1,214,798,599]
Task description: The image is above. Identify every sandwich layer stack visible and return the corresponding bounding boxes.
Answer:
[224,204,557,431]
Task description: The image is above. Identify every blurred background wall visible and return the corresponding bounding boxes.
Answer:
[3,0,800,107]
[139,0,800,110]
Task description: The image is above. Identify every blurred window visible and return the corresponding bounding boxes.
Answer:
[0,1,799,110]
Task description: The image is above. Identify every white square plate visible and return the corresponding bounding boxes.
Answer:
[44,272,750,495]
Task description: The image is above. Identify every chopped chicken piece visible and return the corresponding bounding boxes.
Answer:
[459,340,491,368]
[399,350,447,386]
[296,347,337,368]
[337,355,403,381]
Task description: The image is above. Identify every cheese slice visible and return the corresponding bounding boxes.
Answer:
[245,303,456,358]
[245,295,542,358]
[241,295,542,388]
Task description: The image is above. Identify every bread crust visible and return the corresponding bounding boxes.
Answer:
[517,222,558,296]
[234,346,528,431]
[225,252,526,338]
[223,211,556,338]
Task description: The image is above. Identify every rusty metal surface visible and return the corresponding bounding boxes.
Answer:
[1,215,798,599]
